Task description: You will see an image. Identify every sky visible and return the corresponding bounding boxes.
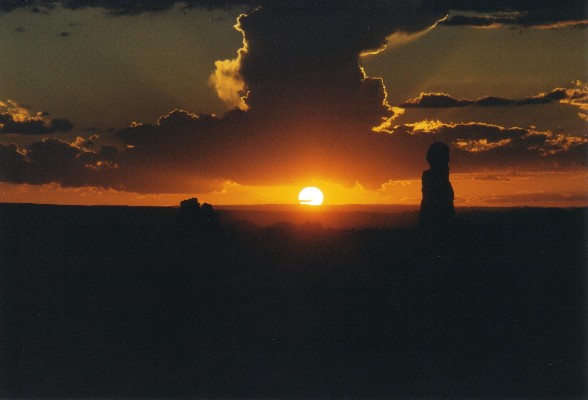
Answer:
[0,0,586,207]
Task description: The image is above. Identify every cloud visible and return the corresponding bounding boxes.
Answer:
[210,2,442,133]
[402,93,517,108]
[388,121,587,172]
[474,96,517,107]
[82,134,99,149]
[401,83,588,111]
[436,1,587,28]
[0,2,586,195]
[0,100,73,135]
[1,0,586,28]
[401,93,473,108]
[440,14,520,28]
[0,0,251,15]
[1,108,585,194]
[208,13,249,110]
[441,14,588,29]
[558,81,588,113]
[0,2,52,13]
[0,138,118,187]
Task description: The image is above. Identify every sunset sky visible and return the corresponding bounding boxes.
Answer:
[0,0,586,207]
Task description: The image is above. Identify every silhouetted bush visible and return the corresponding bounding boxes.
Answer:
[176,197,219,232]
[179,197,201,215]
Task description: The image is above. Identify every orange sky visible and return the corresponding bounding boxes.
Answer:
[2,170,586,208]
[0,2,586,207]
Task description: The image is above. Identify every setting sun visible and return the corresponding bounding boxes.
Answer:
[298,187,324,206]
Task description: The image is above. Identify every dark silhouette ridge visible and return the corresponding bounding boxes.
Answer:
[419,142,456,232]
[0,203,585,399]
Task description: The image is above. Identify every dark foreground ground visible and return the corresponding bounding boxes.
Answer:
[0,203,586,399]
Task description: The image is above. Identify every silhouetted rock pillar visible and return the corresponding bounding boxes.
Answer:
[419,142,456,234]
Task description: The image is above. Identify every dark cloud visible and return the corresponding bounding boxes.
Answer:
[434,0,587,28]
[400,85,588,109]
[0,101,73,135]
[474,96,517,107]
[401,93,473,108]
[441,14,588,29]
[1,0,585,28]
[0,0,251,15]
[386,121,587,176]
[1,109,584,193]
[518,89,569,105]
[83,135,99,148]
[0,138,127,189]
[232,2,442,120]
[31,5,52,14]
[440,14,518,27]
[0,143,27,183]
[0,139,101,186]
[51,119,74,131]
[0,115,73,135]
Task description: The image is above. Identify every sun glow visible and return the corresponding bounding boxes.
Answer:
[298,187,324,206]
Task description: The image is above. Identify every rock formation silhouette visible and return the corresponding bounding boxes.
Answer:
[419,142,456,232]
